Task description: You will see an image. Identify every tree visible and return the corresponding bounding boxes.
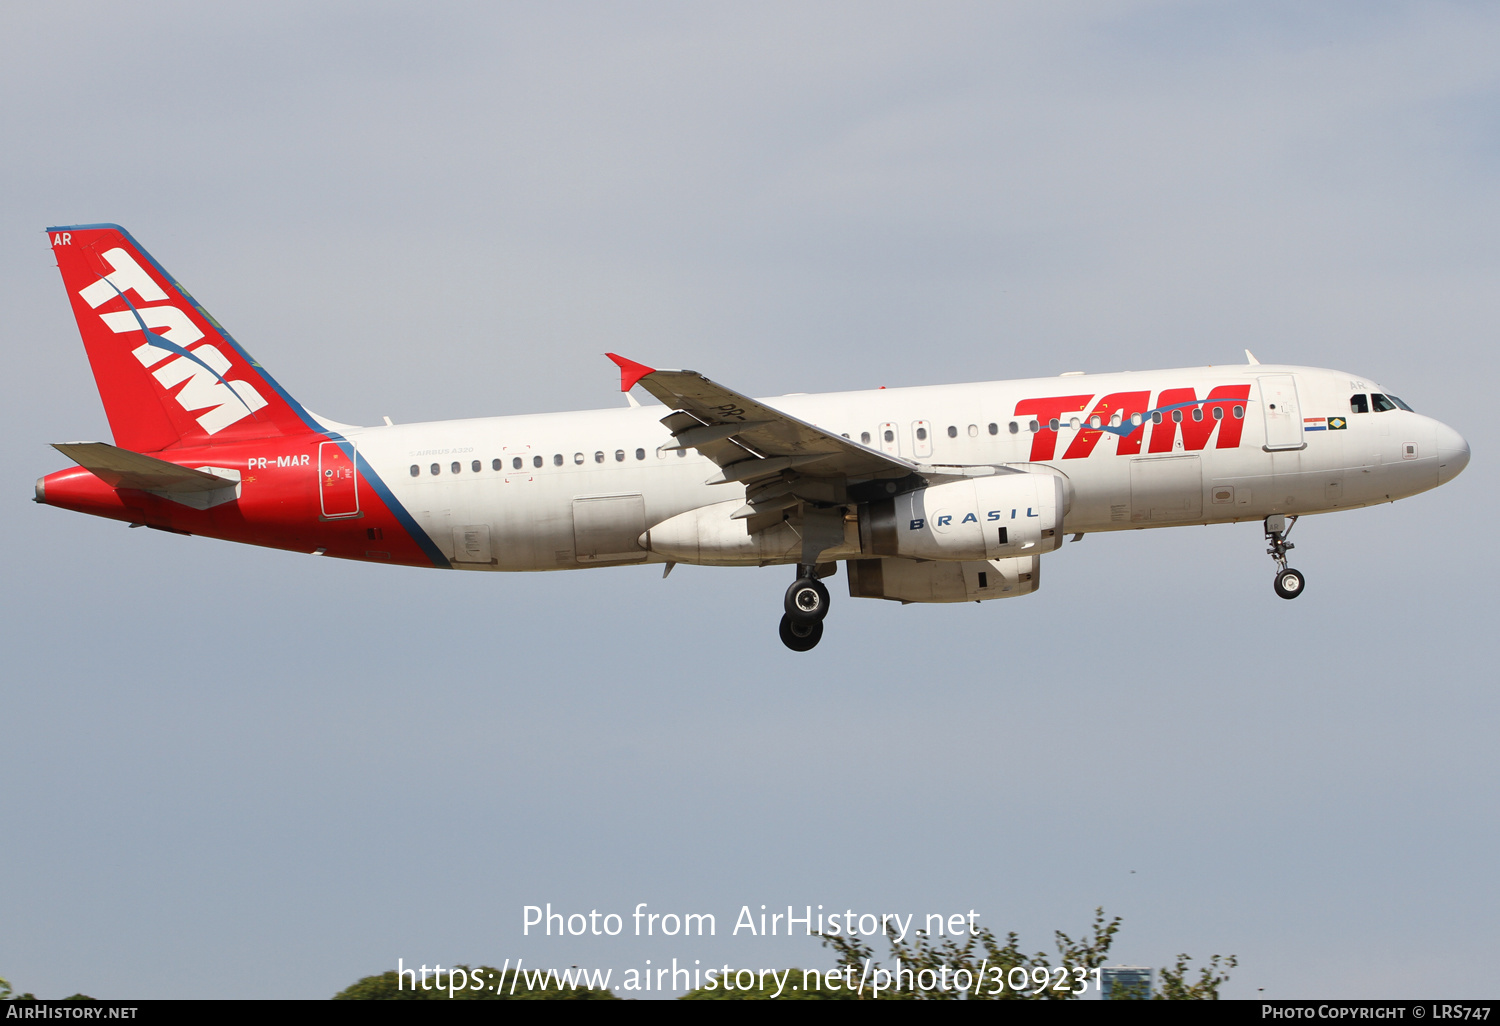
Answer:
[814,908,1234,1001]
[334,964,616,1000]
[680,969,858,1000]
[0,976,91,1002]
[1154,953,1238,1000]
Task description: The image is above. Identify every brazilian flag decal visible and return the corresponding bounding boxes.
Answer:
[1327,416,1348,430]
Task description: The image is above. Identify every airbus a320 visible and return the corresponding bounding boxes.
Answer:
[36,225,1470,650]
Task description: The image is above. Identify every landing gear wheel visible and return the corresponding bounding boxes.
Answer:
[1274,567,1305,600]
[779,614,823,652]
[784,577,831,624]
[1264,516,1305,601]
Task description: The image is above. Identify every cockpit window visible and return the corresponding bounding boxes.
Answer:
[1371,393,1397,413]
[1350,394,1369,414]
[1388,395,1413,412]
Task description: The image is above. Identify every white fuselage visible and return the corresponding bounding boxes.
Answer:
[345,364,1460,571]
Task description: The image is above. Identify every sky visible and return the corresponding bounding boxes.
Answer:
[1,0,1495,1000]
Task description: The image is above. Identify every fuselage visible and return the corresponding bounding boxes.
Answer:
[39,363,1470,571]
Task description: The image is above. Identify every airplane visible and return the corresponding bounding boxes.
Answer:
[36,224,1471,651]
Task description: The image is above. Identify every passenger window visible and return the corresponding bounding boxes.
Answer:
[574,453,584,465]
[968,424,978,437]
[1006,422,1016,434]
[947,425,958,438]
[452,462,461,474]
[1171,410,1183,423]
[409,464,419,477]
[861,431,871,444]
[677,449,686,457]
[1233,406,1244,419]
[1151,411,1163,425]
[430,463,440,475]
[883,429,895,443]
[471,460,481,473]
[595,451,604,463]
[615,450,625,462]
[1049,418,1060,431]
[1350,394,1369,414]
[1212,407,1223,421]
[1191,408,1203,422]
[1130,413,1142,427]
[553,454,563,466]
[916,426,928,441]
[512,457,523,470]
[635,448,645,460]
[533,455,543,468]
[1029,419,1039,433]
[492,458,501,471]
[1371,394,1397,413]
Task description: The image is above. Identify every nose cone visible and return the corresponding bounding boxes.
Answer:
[1436,422,1470,485]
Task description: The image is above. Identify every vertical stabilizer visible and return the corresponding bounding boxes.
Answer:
[47,224,320,452]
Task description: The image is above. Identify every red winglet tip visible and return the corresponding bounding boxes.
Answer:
[606,353,655,392]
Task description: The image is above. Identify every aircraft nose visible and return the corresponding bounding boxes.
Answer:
[1435,422,1470,485]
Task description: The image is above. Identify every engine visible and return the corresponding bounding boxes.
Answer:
[859,473,1067,561]
[643,498,861,566]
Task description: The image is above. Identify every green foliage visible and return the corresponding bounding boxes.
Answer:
[818,906,1120,1000]
[680,969,858,1000]
[1103,973,1152,1000]
[818,909,1235,1001]
[1155,954,1238,1000]
[334,965,617,1001]
[1,974,94,1001]
[0,976,37,1001]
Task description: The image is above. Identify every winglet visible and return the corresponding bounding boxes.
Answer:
[606,353,656,393]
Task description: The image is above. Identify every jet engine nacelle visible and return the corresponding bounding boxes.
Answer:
[861,473,1066,561]
[847,555,1040,604]
[643,498,861,566]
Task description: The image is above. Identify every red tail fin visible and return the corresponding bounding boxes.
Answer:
[48,224,319,452]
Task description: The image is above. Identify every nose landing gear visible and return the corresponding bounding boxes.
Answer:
[779,564,831,650]
[1265,515,1305,600]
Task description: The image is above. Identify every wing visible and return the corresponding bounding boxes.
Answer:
[607,354,921,530]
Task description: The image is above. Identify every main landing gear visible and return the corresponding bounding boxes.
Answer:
[779,564,831,651]
[1265,515,1305,600]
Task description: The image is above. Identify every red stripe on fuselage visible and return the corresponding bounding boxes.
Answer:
[40,437,432,567]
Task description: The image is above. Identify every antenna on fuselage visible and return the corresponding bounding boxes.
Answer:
[1245,349,1261,365]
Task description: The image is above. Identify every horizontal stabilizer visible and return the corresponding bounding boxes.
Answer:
[52,442,237,493]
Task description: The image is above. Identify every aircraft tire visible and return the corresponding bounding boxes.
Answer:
[779,614,823,652]
[784,577,831,624]
[1274,567,1306,600]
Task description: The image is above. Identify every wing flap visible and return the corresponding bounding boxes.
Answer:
[611,356,915,482]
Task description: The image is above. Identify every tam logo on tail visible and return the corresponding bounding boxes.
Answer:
[72,243,269,436]
[49,224,319,452]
